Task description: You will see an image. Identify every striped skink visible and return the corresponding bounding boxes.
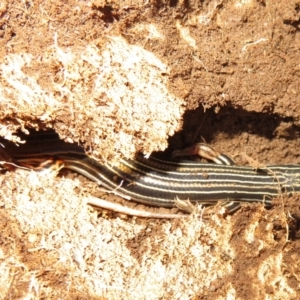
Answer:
[1,132,300,216]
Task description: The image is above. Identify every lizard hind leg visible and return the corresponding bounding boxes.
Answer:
[172,143,235,165]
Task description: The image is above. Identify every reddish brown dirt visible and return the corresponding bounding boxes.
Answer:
[1,0,300,299]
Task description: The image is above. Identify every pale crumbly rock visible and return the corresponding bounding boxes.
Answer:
[0,166,236,299]
[0,35,184,160]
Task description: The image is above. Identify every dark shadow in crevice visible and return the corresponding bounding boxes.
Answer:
[169,0,179,7]
[93,5,119,23]
[283,19,300,30]
[165,105,300,154]
[288,217,300,240]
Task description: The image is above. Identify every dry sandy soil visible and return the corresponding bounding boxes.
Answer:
[1,0,300,299]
